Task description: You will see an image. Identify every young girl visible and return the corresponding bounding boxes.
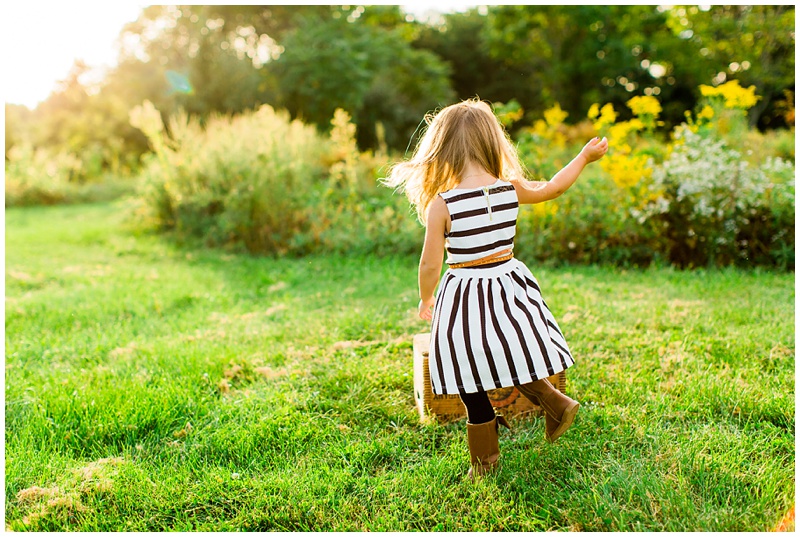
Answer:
[386,98,608,479]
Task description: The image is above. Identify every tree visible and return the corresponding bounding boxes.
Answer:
[663,5,795,128]
[110,5,452,150]
[477,5,794,132]
[5,104,34,156]
[413,8,513,104]
[29,61,145,178]
[114,5,264,118]
[266,9,454,149]
[482,6,683,127]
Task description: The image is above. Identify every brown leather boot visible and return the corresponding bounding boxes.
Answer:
[466,415,511,480]
[517,378,579,443]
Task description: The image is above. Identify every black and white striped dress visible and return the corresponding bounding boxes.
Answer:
[429,178,575,395]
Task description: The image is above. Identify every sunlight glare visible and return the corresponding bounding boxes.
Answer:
[2,2,147,108]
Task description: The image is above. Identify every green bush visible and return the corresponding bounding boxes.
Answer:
[306,109,422,257]
[640,130,795,269]
[133,104,331,254]
[5,144,136,207]
[511,88,794,270]
[130,95,793,269]
[515,168,667,268]
[514,131,795,270]
[132,103,422,256]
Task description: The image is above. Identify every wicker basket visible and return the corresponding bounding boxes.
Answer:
[413,333,566,423]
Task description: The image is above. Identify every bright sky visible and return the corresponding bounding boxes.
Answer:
[2,2,149,108]
[1,2,474,110]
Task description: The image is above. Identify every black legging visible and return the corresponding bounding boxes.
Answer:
[459,390,495,424]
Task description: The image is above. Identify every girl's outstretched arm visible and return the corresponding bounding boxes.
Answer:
[514,137,608,205]
[418,197,447,320]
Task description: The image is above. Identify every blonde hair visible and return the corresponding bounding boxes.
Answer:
[385,98,527,224]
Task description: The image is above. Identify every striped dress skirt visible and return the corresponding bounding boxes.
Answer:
[428,180,575,395]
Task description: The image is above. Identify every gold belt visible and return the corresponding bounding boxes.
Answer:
[449,249,514,269]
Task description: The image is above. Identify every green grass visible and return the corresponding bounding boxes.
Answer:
[5,202,795,531]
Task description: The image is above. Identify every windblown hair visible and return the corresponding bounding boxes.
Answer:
[385,98,528,224]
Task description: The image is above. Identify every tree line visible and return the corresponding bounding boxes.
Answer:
[5,5,795,176]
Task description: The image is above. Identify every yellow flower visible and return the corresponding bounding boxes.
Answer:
[699,80,760,110]
[591,103,617,132]
[587,103,600,120]
[532,119,548,137]
[544,103,568,127]
[699,84,717,98]
[616,142,633,154]
[607,119,643,146]
[626,95,662,118]
[600,103,616,122]
[601,152,653,188]
[697,105,715,121]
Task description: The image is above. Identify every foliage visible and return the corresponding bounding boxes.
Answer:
[412,8,514,106]
[308,109,422,257]
[266,12,454,150]
[131,102,421,256]
[492,100,525,128]
[481,5,794,132]
[127,74,794,270]
[638,130,795,269]
[513,82,794,269]
[5,144,135,207]
[5,104,35,155]
[116,5,266,118]
[7,5,795,264]
[5,203,795,530]
[23,62,146,180]
[5,144,79,206]
[114,5,453,152]
[132,102,329,254]
[8,5,794,199]
[483,6,680,128]
[663,5,795,130]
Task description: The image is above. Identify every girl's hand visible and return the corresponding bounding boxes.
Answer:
[418,297,435,321]
[580,137,609,164]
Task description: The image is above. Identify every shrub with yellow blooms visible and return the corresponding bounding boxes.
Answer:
[675,104,717,139]
[544,103,569,128]
[514,81,793,268]
[529,102,569,148]
[626,95,663,132]
[699,80,760,110]
[601,152,653,189]
[589,99,653,190]
[606,120,645,149]
[626,95,662,118]
[697,105,715,121]
[588,103,617,132]
[697,79,761,140]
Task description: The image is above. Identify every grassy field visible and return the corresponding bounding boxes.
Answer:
[5,202,795,531]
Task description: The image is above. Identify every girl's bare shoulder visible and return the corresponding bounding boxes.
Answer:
[428,194,449,220]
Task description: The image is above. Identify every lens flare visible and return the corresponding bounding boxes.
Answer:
[166,70,194,95]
